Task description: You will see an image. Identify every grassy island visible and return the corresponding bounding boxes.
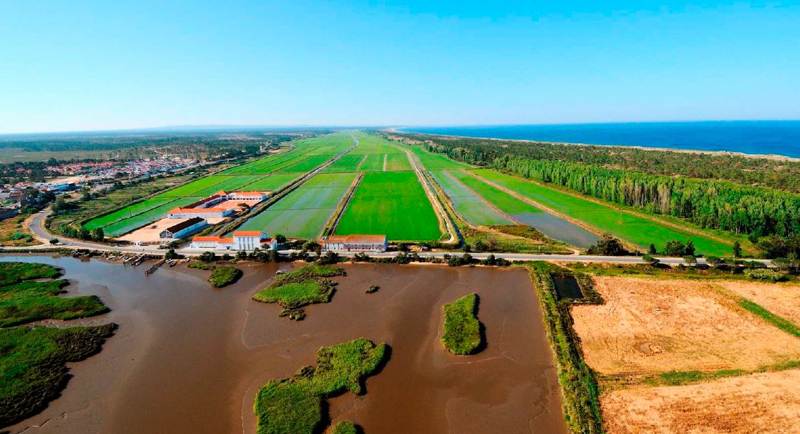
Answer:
[0,261,116,427]
[254,338,387,434]
[441,293,483,355]
[0,262,109,327]
[252,264,345,317]
[209,266,243,288]
[329,420,360,434]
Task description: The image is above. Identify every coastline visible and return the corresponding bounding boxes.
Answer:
[388,128,800,163]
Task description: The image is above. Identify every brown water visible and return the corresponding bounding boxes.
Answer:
[4,256,565,434]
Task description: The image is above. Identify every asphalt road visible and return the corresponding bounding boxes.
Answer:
[5,208,774,267]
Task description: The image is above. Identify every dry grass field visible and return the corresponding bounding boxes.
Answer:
[571,276,800,375]
[602,369,800,433]
[719,280,800,326]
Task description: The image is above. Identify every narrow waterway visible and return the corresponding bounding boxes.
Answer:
[4,256,566,434]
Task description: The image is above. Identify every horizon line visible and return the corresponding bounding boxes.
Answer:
[2,118,800,138]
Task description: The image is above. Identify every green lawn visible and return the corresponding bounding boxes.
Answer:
[335,171,442,241]
[254,338,387,434]
[240,173,356,239]
[475,169,736,256]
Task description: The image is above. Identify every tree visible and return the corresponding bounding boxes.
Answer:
[664,240,688,257]
[165,248,180,260]
[648,243,657,255]
[586,234,630,256]
[733,240,742,258]
[275,234,287,244]
[302,241,321,255]
[91,228,104,241]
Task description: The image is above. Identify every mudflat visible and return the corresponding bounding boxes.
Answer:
[5,256,565,434]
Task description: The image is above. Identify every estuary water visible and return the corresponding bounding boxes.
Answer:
[405,120,800,157]
[5,256,566,434]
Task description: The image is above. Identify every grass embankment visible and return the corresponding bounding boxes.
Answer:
[208,266,243,288]
[254,338,387,434]
[441,293,483,355]
[0,261,115,427]
[0,262,109,327]
[526,262,603,433]
[252,264,345,318]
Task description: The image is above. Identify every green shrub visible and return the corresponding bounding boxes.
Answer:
[209,266,243,288]
[441,293,483,355]
[330,420,360,434]
[745,269,788,282]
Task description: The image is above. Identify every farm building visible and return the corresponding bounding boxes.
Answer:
[227,191,269,202]
[167,191,268,219]
[322,235,387,252]
[158,217,207,239]
[189,231,277,251]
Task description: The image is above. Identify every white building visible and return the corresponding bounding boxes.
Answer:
[158,217,207,239]
[189,230,277,251]
[168,207,234,219]
[322,235,387,252]
[228,191,269,202]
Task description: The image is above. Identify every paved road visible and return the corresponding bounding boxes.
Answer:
[7,208,772,267]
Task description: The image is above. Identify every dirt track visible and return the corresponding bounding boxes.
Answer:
[602,369,800,433]
[571,276,800,375]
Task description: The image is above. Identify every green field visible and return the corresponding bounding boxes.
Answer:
[335,171,442,241]
[101,197,200,237]
[474,169,736,256]
[84,133,353,237]
[240,173,356,239]
[452,170,544,216]
[410,145,470,170]
[431,171,512,226]
[323,154,365,173]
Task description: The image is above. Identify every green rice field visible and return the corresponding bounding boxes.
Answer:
[83,133,353,237]
[239,173,357,239]
[473,169,736,256]
[335,171,442,241]
[431,171,512,226]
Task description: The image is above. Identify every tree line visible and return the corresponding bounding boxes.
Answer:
[401,134,800,258]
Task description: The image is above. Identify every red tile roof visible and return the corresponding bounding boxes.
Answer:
[233,231,262,237]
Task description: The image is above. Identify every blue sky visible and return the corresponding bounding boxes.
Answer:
[1,1,799,133]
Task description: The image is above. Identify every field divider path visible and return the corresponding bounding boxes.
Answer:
[382,154,388,171]
[464,170,636,250]
[406,150,459,245]
[215,137,359,236]
[321,172,364,238]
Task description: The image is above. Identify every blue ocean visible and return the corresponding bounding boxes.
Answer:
[404,121,800,158]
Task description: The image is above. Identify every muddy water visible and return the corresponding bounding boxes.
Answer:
[4,256,566,434]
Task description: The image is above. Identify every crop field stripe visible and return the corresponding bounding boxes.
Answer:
[334,171,442,241]
[452,170,544,216]
[238,173,357,239]
[102,197,201,237]
[474,169,734,256]
[83,196,177,230]
[432,170,514,226]
[409,145,471,171]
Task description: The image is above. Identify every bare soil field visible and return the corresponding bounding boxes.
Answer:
[718,280,800,326]
[571,276,800,375]
[602,368,800,433]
